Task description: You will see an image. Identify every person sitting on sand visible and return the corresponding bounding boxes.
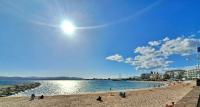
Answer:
[39,95,44,99]
[30,94,35,101]
[96,96,102,102]
[119,92,126,98]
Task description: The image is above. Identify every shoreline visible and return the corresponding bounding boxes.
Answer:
[74,81,167,95]
[14,80,167,96]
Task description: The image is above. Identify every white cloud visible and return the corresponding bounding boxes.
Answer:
[163,37,170,41]
[134,46,156,55]
[148,41,160,46]
[105,54,124,62]
[106,35,200,71]
[167,65,197,71]
[125,57,134,64]
[132,55,172,70]
[132,36,199,70]
[160,37,199,56]
[133,45,171,70]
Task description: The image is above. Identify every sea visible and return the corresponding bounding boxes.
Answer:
[0,80,164,96]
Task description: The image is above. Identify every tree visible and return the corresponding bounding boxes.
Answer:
[163,74,170,80]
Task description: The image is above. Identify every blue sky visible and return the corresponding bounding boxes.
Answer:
[0,0,200,78]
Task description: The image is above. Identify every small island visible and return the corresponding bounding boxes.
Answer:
[0,82,41,97]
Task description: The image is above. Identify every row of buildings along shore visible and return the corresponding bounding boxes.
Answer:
[140,69,200,81]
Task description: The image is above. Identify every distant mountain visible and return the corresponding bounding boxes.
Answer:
[0,76,84,80]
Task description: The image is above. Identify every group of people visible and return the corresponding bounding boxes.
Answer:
[96,90,126,102]
[30,94,44,101]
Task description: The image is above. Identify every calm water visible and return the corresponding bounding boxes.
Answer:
[0,80,164,96]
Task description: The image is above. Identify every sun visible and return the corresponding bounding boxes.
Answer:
[60,20,76,36]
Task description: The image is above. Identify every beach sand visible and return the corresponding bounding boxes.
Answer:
[0,81,195,107]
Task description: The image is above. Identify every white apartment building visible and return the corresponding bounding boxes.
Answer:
[184,69,200,79]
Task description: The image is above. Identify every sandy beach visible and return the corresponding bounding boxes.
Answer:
[0,81,194,107]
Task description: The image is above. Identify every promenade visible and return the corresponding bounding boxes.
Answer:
[175,86,200,107]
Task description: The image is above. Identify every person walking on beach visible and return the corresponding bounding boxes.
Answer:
[30,94,35,101]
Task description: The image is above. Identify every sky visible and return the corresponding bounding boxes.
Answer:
[0,0,200,78]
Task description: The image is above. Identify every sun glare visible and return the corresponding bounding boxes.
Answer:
[60,20,76,36]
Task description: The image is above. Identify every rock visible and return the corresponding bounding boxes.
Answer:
[0,82,41,97]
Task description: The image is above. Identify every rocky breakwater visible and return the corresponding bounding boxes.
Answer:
[0,82,41,97]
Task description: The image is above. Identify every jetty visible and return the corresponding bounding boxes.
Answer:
[0,82,40,97]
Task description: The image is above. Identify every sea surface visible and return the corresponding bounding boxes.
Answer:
[0,80,164,96]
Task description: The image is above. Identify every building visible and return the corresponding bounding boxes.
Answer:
[141,71,163,80]
[165,70,185,80]
[149,72,163,80]
[184,69,200,79]
[140,73,151,80]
